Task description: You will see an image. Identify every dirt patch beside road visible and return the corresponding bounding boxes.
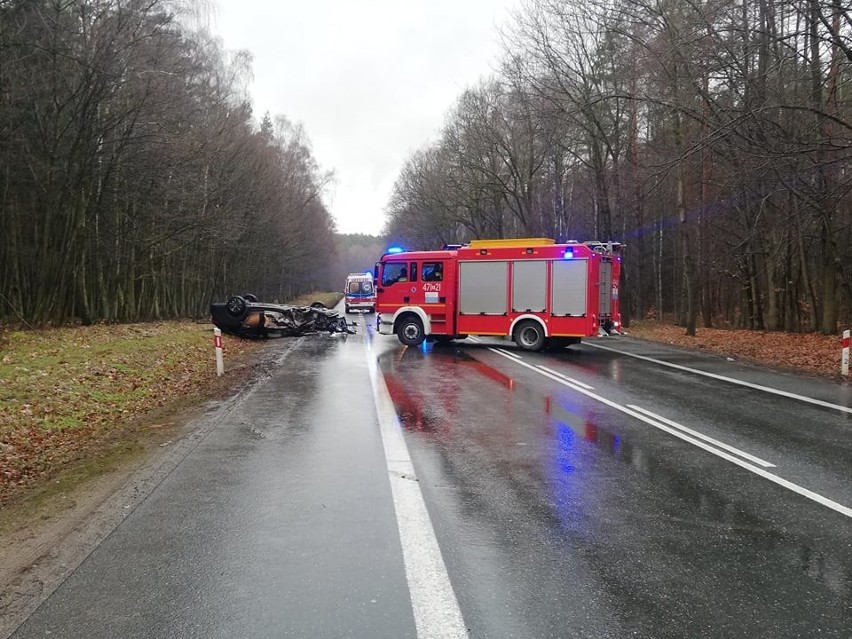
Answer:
[626,321,844,379]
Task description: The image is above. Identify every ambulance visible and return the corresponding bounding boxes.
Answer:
[344,273,376,313]
[375,238,622,351]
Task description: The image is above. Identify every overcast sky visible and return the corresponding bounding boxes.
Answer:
[211,0,521,236]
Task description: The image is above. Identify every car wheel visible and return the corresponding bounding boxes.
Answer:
[515,320,546,352]
[243,294,259,303]
[397,315,425,347]
[310,301,326,309]
[226,295,247,318]
[345,305,351,314]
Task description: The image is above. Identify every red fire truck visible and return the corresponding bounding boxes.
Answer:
[375,238,623,351]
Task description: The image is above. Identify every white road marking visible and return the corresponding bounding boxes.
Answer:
[466,336,482,343]
[536,365,594,390]
[366,343,469,639]
[587,342,852,415]
[494,348,521,359]
[627,405,775,468]
[489,348,852,520]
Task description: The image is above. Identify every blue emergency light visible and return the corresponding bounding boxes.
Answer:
[563,248,574,259]
[387,247,404,254]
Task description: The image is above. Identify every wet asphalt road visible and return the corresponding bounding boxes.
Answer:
[9,312,852,638]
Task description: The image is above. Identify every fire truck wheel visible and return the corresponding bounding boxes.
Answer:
[397,315,425,347]
[515,320,546,352]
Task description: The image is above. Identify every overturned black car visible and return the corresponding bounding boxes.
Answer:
[210,295,355,338]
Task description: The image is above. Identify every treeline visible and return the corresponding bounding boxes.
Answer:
[0,0,336,325]
[329,234,387,291]
[385,0,852,333]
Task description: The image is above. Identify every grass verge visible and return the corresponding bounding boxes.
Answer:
[0,321,263,506]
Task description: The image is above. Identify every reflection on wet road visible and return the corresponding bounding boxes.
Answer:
[8,313,852,639]
[377,336,852,638]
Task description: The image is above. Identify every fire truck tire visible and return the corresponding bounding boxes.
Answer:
[397,315,425,347]
[515,320,546,352]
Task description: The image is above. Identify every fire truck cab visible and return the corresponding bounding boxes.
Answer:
[344,273,376,313]
[375,238,622,351]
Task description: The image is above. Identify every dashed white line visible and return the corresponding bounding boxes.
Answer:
[489,348,852,520]
[366,342,469,639]
[587,342,852,415]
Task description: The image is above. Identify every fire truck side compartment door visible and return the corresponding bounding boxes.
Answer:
[551,260,588,316]
[599,260,613,315]
[459,261,508,315]
[512,260,547,312]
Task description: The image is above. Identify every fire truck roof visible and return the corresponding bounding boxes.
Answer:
[380,238,624,261]
[467,238,555,248]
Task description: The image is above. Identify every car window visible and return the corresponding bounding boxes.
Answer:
[382,262,408,286]
[422,261,443,282]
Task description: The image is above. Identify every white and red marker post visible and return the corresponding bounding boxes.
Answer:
[213,327,224,377]
[842,330,850,377]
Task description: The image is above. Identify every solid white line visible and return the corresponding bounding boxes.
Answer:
[627,405,775,468]
[489,349,852,519]
[365,343,469,639]
[494,347,521,359]
[536,365,595,390]
[587,342,852,415]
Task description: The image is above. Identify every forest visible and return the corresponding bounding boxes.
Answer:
[384,0,852,334]
[0,0,337,325]
[4,0,850,333]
